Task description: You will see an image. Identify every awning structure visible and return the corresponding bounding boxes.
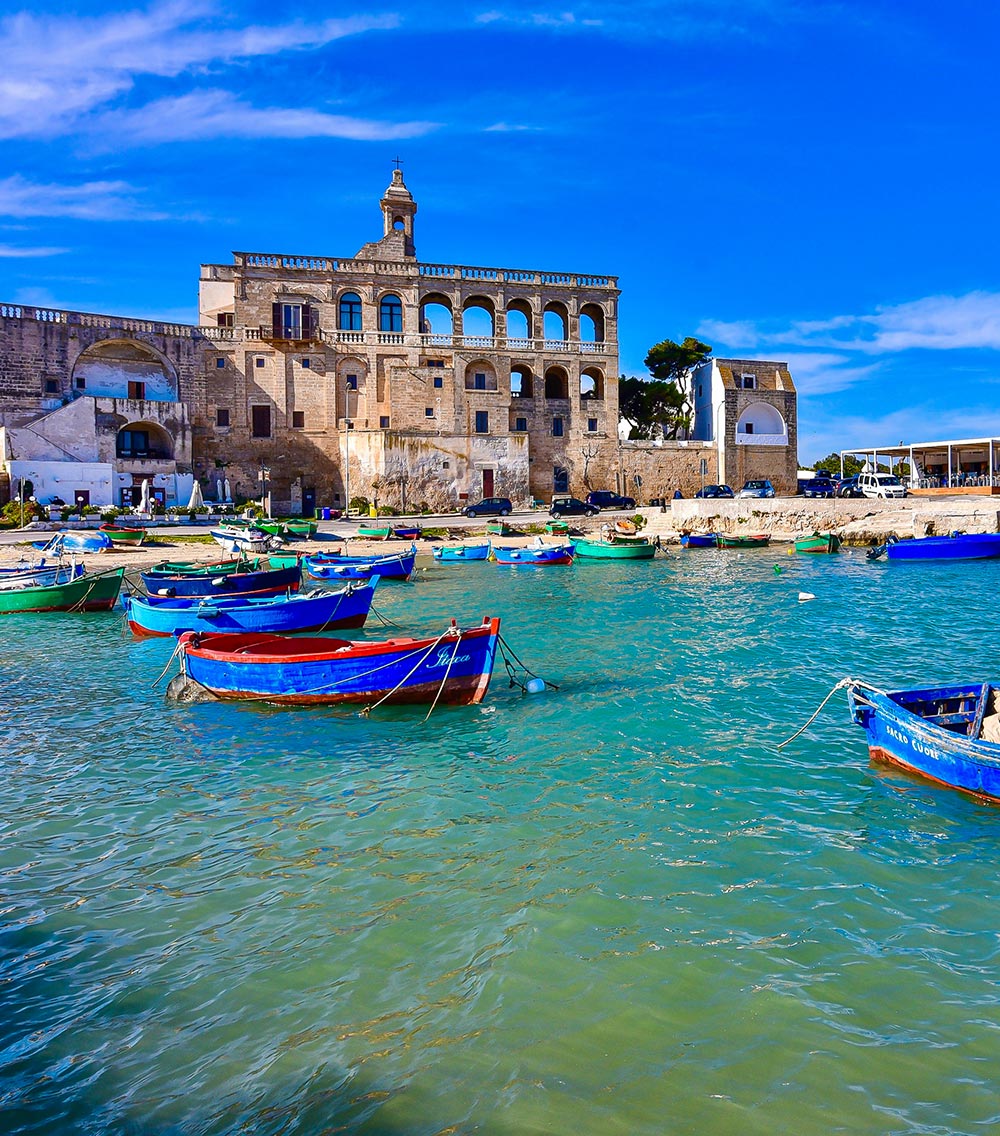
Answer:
[840,437,1000,492]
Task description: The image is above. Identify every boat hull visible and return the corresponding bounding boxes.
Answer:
[571,538,656,560]
[0,568,124,613]
[99,525,146,545]
[0,560,84,589]
[716,534,770,548]
[795,533,841,554]
[848,681,1000,799]
[142,564,301,598]
[177,617,501,705]
[680,533,717,549]
[432,543,491,562]
[124,581,376,637]
[886,533,1000,561]
[304,545,416,581]
[356,526,392,540]
[493,544,575,566]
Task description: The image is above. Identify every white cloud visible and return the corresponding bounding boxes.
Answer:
[696,317,760,349]
[96,90,438,143]
[0,243,68,257]
[0,2,401,140]
[0,175,170,220]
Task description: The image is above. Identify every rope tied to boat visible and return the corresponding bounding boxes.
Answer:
[775,677,871,750]
[497,633,558,693]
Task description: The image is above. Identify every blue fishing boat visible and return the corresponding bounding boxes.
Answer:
[123,580,377,638]
[867,532,1000,562]
[0,558,84,589]
[392,525,422,540]
[141,562,301,598]
[170,616,502,706]
[492,541,575,566]
[679,532,717,549]
[304,544,416,581]
[432,542,491,562]
[33,530,113,553]
[848,679,1000,800]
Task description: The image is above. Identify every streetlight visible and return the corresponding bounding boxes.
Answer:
[258,464,271,518]
[344,420,352,516]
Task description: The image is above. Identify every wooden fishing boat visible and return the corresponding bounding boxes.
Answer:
[545,520,569,535]
[141,563,301,598]
[486,520,514,537]
[0,567,124,614]
[848,679,1000,800]
[170,616,502,706]
[211,525,275,555]
[33,530,113,553]
[98,523,146,546]
[492,541,575,566]
[284,520,318,539]
[264,552,303,570]
[356,524,392,540]
[715,533,770,549]
[571,535,656,560]
[794,532,841,554]
[123,580,377,638]
[680,532,717,549]
[432,542,491,562]
[392,525,422,540]
[145,557,258,578]
[0,558,84,590]
[867,532,1000,562]
[304,545,416,581]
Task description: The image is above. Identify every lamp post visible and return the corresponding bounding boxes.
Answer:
[344,420,352,516]
[76,495,85,519]
[258,464,271,518]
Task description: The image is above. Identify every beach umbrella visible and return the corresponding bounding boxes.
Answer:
[139,479,151,514]
[223,478,232,501]
[216,477,224,501]
[186,480,204,510]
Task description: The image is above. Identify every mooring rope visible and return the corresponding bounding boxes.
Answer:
[775,677,887,749]
[497,632,559,692]
[422,632,463,721]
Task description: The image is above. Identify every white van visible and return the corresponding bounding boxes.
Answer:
[857,471,907,499]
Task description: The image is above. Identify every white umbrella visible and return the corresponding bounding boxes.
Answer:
[186,480,204,510]
[223,478,232,502]
[216,477,224,502]
[138,479,151,514]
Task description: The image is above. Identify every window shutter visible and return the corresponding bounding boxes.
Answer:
[272,302,282,339]
[307,305,319,339]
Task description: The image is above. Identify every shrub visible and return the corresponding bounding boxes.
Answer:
[349,496,369,514]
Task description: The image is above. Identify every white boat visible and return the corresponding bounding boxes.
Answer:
[210,525,276,555]
[0,557,84,590]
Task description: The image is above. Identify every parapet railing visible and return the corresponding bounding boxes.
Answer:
[1,302,200,339]
[232,253,616,289]
[325,331,612,354]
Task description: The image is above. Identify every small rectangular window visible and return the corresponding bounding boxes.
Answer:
[427,359,445,368]
[217,312,234,328]
[552,417,564,437]
[301,358,310,369]
[425,407,434,417]
[128,381,146,399]
[45,379,59,394]
[433,376,443,388]
[346,374,358,390]
[216,408,230,428]
[514,417,527,432]
[216,357,225,369]
[75,376,86,389]
[251,405,271,438]
[745,422,754,434]
[475,410,489,433]
[741,374,756,389]
[380,416,390,429]
[474,372,487,390]
[292,411,305,428]
[255,357,265,368]
[588,418,598,432]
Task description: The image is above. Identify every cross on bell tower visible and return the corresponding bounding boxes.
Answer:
[381,165,417,257]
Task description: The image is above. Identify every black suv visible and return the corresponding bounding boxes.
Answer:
[462,496,512,518]
[585,490,636,510]
[550,495,599,518]
[801,474,837,498]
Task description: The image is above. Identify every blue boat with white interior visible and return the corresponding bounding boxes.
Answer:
[867,532,1000,561]
[432,542,491,562]
[304,544,416,581]
[848,679,1000,800]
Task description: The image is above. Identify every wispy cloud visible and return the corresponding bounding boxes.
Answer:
[0,243,68,257]
[97,90,437,143]
[0,175,171,221]
[0,1,402,140]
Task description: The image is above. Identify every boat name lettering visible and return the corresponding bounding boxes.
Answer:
[429,648,472,668]
[886,723,942,759]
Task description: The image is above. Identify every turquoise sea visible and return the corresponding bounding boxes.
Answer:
[4,548,1000,1135]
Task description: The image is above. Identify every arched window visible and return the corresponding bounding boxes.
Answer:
[511,365,533,399]
[544,367,569,400]
[544,303,568,341]
[579,304,605,343]
[339,293,362,331]
[506,305,530,340]
[462,298,495,340]
[419,296,453,344]
[379,294,403,333]
[580,368,604,400]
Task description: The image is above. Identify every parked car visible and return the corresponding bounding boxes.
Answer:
[462,496,512,518]
[549,495,599,517]
[586,490,636,510]
[694,484,735,499]
[857,472,907,499]
[736,479,776,499]
[837,476,862,498]
[801,474,837,498]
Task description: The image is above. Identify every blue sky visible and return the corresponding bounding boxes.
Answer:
[2,0,999,462]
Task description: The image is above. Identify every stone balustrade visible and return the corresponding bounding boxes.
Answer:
[324,330,611,355]
[736,431,788,446]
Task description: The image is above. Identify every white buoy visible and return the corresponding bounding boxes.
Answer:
[798,591,816,602]
[525,677,546,694]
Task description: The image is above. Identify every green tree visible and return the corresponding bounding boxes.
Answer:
[619,337,712,440]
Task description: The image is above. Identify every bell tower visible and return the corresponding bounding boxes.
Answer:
[380,166,416,257]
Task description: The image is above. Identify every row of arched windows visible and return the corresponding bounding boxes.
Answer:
[333,293,607,341]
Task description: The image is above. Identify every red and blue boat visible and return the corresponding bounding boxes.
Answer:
[123,580,376,637]
[867,532,1000,562]
[141,562,301,598]
[848,679,1000,800]
[304,544,416,581]
[171,616,501,706]
[492,541,575,566]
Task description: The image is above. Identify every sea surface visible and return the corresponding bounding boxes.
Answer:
[3,547,1000,1135]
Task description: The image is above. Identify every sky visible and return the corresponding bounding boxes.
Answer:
[3,0,1000,463]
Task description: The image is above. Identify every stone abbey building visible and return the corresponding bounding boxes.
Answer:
[0,171,797,514]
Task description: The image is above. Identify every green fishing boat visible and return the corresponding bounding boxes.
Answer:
[486,520,514,537]
[0,567,125,614]
[265,552,302,570]
[572,536,657,560]
[356,525,392,540]
[98,524,146,546]
[145,557,258,578]
[285,520,318,539]
[716,533,770,549]
[545,520,570,535]
[794,532,841,554]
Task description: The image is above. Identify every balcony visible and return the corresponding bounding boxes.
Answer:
[736,432,788,446]
[322,330,612,355]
